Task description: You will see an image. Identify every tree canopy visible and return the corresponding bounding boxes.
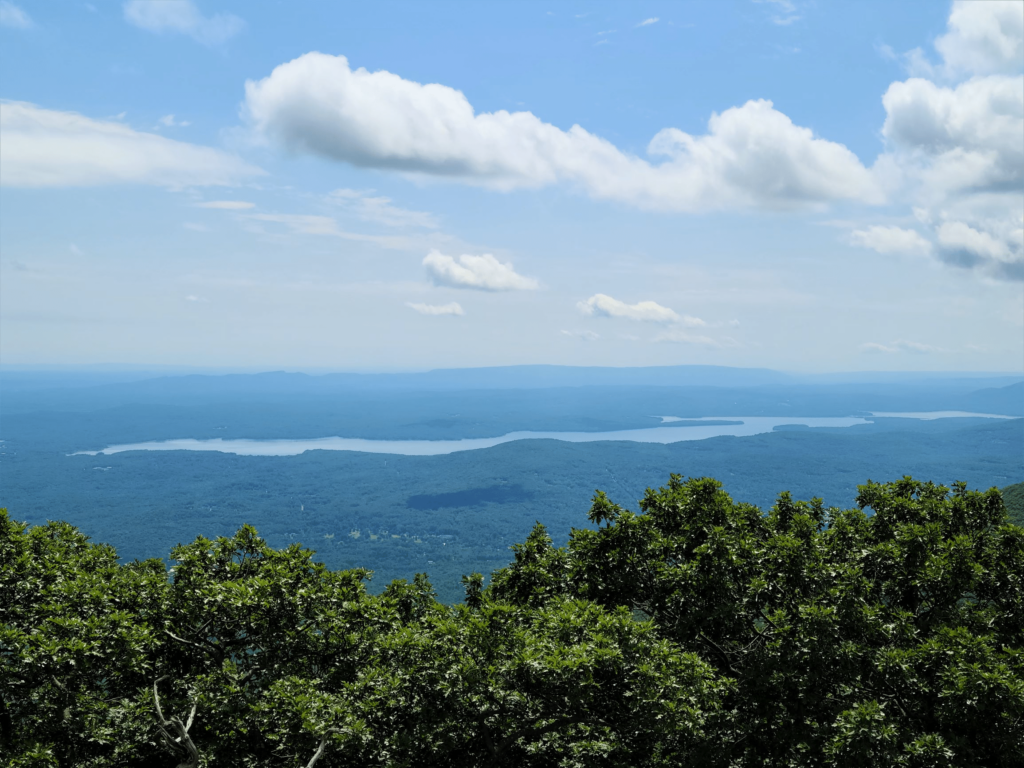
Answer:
[2,476,1022,766]
[1002,481,1024,527]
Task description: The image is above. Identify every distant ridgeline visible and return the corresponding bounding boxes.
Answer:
[3,475,1022,766]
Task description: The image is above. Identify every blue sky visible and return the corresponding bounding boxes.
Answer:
[1,0,1021,371]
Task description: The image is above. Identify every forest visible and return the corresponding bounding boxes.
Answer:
[3,474,1022,767]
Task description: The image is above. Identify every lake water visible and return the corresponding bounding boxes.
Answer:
[868,411,1017,420]
[70,411,1015,458]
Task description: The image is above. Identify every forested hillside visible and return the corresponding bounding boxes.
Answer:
[3,476,1021,767]
[1003,481,1024,526]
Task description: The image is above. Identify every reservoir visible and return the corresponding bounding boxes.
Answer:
[72,412,1016,458]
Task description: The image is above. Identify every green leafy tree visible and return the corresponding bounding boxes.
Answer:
[490,476,1024,766]
[3,474,1022,766]
[2,512,724,766]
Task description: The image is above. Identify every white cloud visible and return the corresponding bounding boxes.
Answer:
[860,340,941,354]
[881,75,1023,195]
[637,18,659,27]
[243,53,881,211]
[653,330,731,347]
[935,218,1023,281]
[577,293,696,324]
[123,0,243,45]
[248,212,426,251]
[0,1,31,28]
[406,301,464,316]
[157,114,190,128]
[196,200,255,209]
[184,294,208,303]
[935,1,1024,77]
[0,101,262,188]
[937,220,1014,262]
[849,225,932,255]
[911,195,1024,281]
[423,250,539,291]
[562,329,600,341]
[872,2,1024,282]
[328,188,438,228]
[753,0,800,26]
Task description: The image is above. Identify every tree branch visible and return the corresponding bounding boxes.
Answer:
[305,736,328,768]
[152,676,201,768]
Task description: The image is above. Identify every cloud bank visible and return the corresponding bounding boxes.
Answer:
[423,250,539,291]
[0,102,262,188]
[856,1,1023,281]
[244,52,881,212]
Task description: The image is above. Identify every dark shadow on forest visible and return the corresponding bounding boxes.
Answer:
[407,484,534,510]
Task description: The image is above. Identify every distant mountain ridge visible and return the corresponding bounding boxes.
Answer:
[3,363,1022,393]
[2,366,1022,419]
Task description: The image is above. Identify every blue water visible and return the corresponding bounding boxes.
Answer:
[71,412,1016,458]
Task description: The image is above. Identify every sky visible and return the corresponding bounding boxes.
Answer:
[1,0,1022,372]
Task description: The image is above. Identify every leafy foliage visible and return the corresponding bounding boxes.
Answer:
[490,476,1024,766]
[1003,481,1024,527]
[2,475,1022,766]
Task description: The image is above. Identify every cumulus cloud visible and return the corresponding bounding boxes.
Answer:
[123,0,244,45]
[196,200,255,209]
[328,188,438,228]
[0,101,262,188]
[935,1,1024,77]
[937,220,1015,262]
[860,340,941,354]
[871,1,1024,282]
[935,217,1023,280]
[0,1,31,28]
[881,75,1023,195]
[243,53,880,211]
[423,250,539,291]
[849,225,932,255]
[406,301,464,316]
[579,294,678,323]
[577,293,705,325]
